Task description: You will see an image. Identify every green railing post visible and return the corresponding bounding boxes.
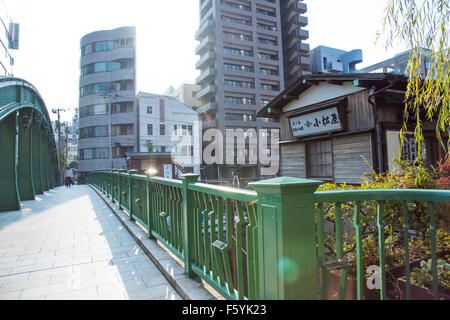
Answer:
[181,174,200,277]
[128,170,137,221]
[146,171,158,240]
[250,177,323,300]
[109,169,113,198]
[118,169,126,210]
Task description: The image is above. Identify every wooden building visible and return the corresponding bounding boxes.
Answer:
[257,73,445,184]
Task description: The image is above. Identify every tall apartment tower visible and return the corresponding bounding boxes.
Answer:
[280,0,311,85]
[78,26,137,175]
[195,0,309,179]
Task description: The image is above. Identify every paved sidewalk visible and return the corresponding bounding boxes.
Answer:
[0,185,182,300]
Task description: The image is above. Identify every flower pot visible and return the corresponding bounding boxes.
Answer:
[397,276,450,300]
[326,271,380,300]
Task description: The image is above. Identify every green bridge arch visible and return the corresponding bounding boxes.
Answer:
[0,77,60,212]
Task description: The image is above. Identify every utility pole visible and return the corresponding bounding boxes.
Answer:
[101,86,123,169]
[65,122,69,167]
[52,108,66,185]
[108,96,113,169]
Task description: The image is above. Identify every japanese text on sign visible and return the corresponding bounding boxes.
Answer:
[289,107,342,137]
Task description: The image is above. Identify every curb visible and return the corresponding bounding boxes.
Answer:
[89,184,218,301]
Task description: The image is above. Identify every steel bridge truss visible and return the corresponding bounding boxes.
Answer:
[0,77,60,212]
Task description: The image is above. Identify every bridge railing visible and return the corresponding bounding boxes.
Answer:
[314,190,450,300]
[87,171,450,300]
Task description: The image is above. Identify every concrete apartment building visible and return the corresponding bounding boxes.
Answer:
[78,26,137,174]
[168,83,203,109]
[280,0,311,85]
[136,92,201,175]
[194,0,310,179]
[67,110,79,164]
[0,1,18,76]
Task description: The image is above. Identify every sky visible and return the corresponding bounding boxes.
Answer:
[4,0,407,123]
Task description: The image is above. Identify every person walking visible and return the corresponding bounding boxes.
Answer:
[65,167,74,188]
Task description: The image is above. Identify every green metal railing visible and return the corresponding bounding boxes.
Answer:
[88,171,450,300]
[0,77,60,212]
[314,190,450,301]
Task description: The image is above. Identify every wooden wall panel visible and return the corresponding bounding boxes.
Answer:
[333,133,373,184]
[346,90,374,131]
[280,143,306,178]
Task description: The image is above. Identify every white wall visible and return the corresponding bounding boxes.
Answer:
[138,93,201,175]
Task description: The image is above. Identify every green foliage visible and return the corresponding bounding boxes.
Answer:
[361,157,439,190]
[410,259,450,290]
[379,0,450,158]
[317,160,449,284]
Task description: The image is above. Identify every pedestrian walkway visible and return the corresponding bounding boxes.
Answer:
[0,185,182,300]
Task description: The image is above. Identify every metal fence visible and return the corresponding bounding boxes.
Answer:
[88,170,450,300]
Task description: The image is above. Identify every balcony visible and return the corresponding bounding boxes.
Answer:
[195,50,216,70]
[195,19,215,41]
[196,85,216,100]
[200,0,212,12]
[293,1,307,14]
[287,41,310,63]
[298,15,308,27]
[196,102,217,114]
[297,28,309,41]
[196,68,216,85]
[299,42,310,54]
[195,36,215,56]
[202,119,218,129]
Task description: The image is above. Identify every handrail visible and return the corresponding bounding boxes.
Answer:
[315,189,450,203]
[189,182,257,202]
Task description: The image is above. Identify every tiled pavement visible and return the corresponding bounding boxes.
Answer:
[0,185,182,300]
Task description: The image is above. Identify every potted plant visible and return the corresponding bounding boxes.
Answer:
[397,259,450,300]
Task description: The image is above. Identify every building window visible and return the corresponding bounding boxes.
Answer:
[111,124,133,136]
[80,148,109,160]
[308,140,333,179]
[79,126,108,138]
[160,124,165,136]
[147,106,152,114]
[147,124,153,136]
